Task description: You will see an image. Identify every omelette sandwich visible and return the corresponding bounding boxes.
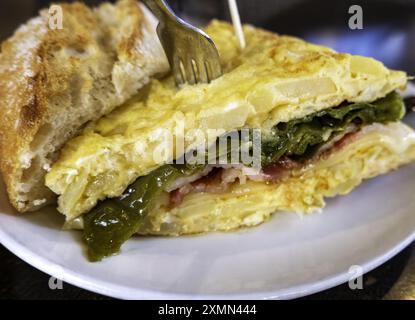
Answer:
[1,1,415,261]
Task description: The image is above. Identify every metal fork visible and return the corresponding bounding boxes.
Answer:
[143,0,223,85]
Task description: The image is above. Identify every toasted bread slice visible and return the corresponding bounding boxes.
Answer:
[0,0,169,212]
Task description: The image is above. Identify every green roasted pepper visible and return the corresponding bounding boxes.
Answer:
[261,91,405,166]
[83,164,198,261]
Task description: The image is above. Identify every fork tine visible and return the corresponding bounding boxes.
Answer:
[206,57,223,82]
[172,55,185,86]
[196,58,209,83]
[191,59,202,84]
[204,61,217,83]
[183,57,197,85]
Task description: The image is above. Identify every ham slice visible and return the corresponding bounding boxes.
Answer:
[168,126,364,208]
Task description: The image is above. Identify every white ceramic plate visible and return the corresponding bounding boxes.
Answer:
[1,115,415,300]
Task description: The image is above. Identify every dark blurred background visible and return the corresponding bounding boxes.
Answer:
[1,0,415,300]
[1,0,415,72]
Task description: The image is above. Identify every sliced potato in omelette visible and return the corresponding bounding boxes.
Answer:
[45,21,415,261]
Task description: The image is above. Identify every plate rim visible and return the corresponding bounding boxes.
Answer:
[1,220,414,300]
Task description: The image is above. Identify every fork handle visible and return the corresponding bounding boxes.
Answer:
[142,0,176,23]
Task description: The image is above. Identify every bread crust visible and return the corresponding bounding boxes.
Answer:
[0,0,168,212]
